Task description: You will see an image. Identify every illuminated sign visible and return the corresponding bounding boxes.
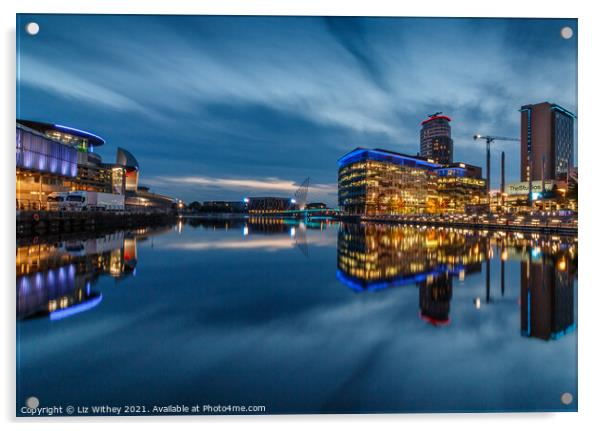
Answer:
[505,181,558,196]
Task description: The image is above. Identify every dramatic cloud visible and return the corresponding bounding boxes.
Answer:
[17,15,577,205]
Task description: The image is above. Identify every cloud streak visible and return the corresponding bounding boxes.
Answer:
[147,175,337,195]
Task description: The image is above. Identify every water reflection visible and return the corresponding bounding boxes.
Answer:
[16,226,169,320]
[174,217,334,254]
[521,254,576,341]
[16,219,334,320]
[337,222,577,337]
[16,219,578,412]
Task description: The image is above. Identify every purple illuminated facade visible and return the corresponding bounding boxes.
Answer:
[16,125,78,178]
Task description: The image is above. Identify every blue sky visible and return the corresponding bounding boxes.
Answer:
[17,15,577,206]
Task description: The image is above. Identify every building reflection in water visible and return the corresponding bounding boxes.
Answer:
[337,223,486,326]
[520,249,577,341]
[16,226,169,321]
[337,222,577,336]
[419,273,453,326]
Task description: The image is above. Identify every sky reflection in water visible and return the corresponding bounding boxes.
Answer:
[16,219,577,414]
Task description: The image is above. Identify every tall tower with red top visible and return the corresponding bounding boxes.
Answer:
[420,112,453,165]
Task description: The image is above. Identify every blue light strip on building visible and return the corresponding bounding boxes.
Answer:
[550,104,577,119]
[336,264,465,292]
[54,124,106,145]
[550,322,576,340]
[50,294,103,321]
[338,148,441,169]
[436,167,466,177]
[521,290,532,337]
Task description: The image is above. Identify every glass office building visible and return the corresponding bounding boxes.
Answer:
[338,148,440,215]
[338,148,486,215]
[435,165,487,212]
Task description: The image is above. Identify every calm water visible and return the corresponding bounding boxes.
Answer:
[16,219,578,414]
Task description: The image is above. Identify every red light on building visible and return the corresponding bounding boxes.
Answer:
[421,115,452,125]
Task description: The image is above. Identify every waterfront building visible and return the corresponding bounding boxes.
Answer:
[16,120,176,212]
[116,147,140,192]
[125,186,177,211]
[17,120,124,209]
[520,102,575,182]
[420,113,453,165]
[246,197,296,213]
[197,201,247,213]
[306,202,328,210]
[17,121,86,210]
[503,179,572,211]
[338,148,486,215]
[435,163,487,212]
[338,148,440,215]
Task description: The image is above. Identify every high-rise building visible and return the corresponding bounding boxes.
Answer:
[420,113,453,165]
[520,102,576,182]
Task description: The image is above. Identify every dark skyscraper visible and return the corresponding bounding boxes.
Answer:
[520,102,576,182]
[420,113,453,165]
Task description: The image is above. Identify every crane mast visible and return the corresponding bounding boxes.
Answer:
[473,134,520,207]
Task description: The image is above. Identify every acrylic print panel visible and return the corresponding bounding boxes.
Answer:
[16,14,578,416]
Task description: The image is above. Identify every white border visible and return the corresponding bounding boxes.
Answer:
[2,1,600,430]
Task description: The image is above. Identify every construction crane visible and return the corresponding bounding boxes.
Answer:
[473,134,520,197]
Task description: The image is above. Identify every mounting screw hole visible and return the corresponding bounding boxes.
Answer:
[25,22,40,36]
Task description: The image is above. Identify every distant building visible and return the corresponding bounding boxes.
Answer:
[200,201,247,213]
[420,113,453,165]
[306,202,327,210]
[246,197,295,213]
[520,102,575,182]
